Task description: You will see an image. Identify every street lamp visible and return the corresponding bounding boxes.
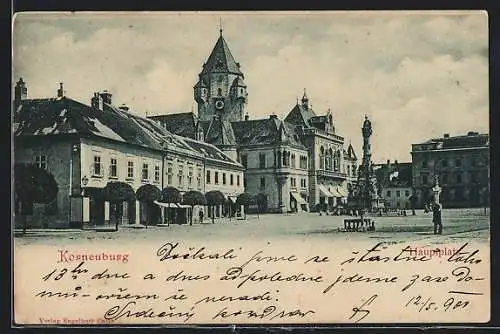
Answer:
[81,175,89,196]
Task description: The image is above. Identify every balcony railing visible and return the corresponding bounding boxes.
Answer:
[316,169,346,179]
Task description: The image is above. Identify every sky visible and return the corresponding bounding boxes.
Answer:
[12,11,489,163]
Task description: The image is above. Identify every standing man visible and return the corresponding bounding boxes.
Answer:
[432,202,443,235]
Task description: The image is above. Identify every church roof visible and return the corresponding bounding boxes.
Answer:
[200,35,243,76]
[232,76,247,87]
[204,116,237,146]
[284,103,318,127]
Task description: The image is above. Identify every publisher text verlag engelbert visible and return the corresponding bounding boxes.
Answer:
[57,250,129,263]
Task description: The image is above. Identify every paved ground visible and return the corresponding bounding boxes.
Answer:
[13,208,490,247]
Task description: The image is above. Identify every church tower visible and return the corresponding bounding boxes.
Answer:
[194,26,248,122]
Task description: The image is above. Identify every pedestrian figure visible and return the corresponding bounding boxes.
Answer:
[432,202,442,235]
[199,210,204,224]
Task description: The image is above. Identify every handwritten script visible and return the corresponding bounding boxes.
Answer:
[14,240,490,324]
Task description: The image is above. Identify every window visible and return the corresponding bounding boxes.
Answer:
[188,167,193,187]
[230,174,234,185]
[456,173,462,184]
[422,160,428,168]
[470,171,477,183]
[178,165,184,186]
[259,153,266,169]
[35,154,47,169]
[291,178,296,187]
[241,154,248,168]
[127,161,134,179]
[167,162,173,185]
[215,171,219,184]
[260,177,266,188]
[142,163,149,181]
[291,154,296,168]
[347,165,351,177]
[197,168,202,188]
[237,175,240,186]
[455,158,462,167]
[386,190,391,197]
[300,156,308,169]
[405,190,410,197]
[154,165,160,183]
[396,190,401,197]
[109,158,118,178]
[206,170,211,184]
[352,165,357,176]
[301,178,306,188]
[422,175,428,185]
[93,156,102,176]
[222,173,226,185]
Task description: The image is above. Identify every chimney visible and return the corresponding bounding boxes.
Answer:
[99,90,112,104]
[91,92,104,111]
[57,82,65,97]
[386,159,390,165]
[14,77,28,104]
[118,104,129,111]
[444,133,450,138]
[395,160,398,165]
[245,114,249,121]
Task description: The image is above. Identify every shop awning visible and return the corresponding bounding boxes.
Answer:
[290,192,308,205]
[336,186,348,198]
[318,184,334,198]
[329,186,342,197]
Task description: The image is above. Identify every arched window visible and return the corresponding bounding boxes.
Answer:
[319,146,325,169]
[291,154,296,168]
[277,151,282,167]
[328,148,333,170]
[282,150,287,166]
[334,150,341,172]
[217,88,222,96]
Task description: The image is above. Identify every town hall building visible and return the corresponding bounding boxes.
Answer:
[149,29,358,213]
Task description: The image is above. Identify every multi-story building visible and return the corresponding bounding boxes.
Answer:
[373,160,413,209]
[411,132,489,208]
[13,79,244,228]
[149,30,357,213]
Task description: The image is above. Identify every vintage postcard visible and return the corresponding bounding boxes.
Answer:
[12,11,490,326]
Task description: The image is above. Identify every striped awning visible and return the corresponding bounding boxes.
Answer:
[329,186,342,197]
[318,184,334,198]
[290,192,308,205]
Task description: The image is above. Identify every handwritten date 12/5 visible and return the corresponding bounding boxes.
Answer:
[405,295,470,312]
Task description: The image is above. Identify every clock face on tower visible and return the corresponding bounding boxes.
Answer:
[215,100,225,110]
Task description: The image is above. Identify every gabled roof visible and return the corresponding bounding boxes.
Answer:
[231,117,306,149]
[200,35,243,76]
[147,112,197,139]
[205,116,237,146]
[344,143,357,160]
[284,103,318,127]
